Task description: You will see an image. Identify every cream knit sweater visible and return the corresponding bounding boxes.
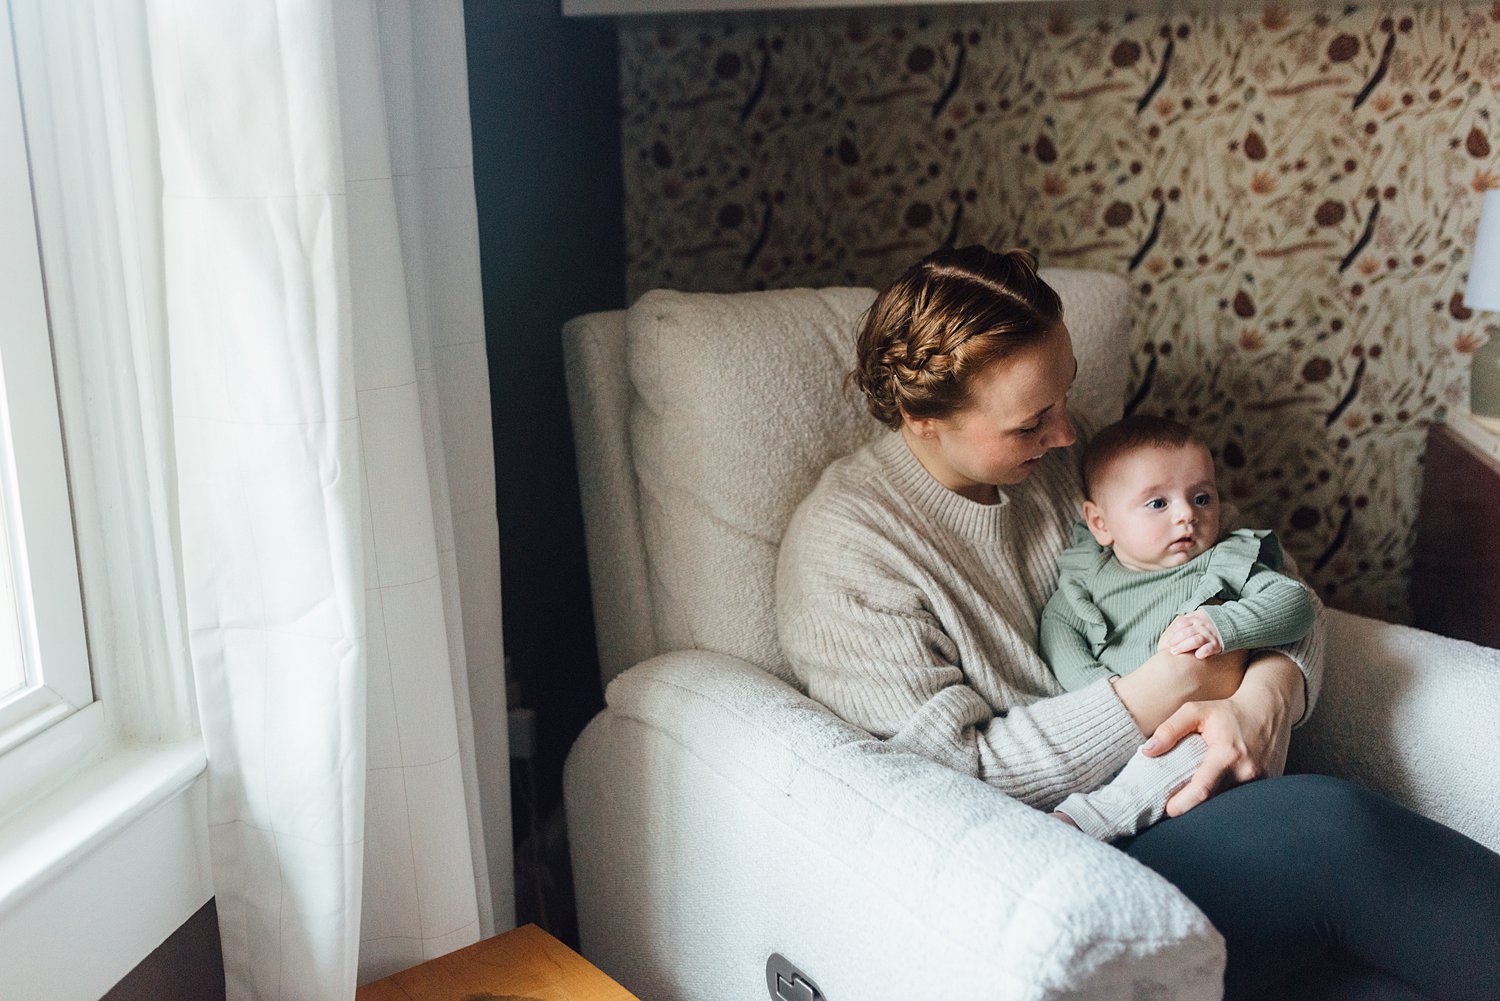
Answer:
[776,430,1325,835]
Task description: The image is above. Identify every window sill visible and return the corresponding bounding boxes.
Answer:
[0,738,211,998]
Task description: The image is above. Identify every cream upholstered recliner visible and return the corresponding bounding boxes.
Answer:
[560,273,1500,1001]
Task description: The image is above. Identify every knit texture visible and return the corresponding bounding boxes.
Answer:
[778,431,1326,833]
[777,431,1146,811]
[1040,525,1316,691]
[626,286,884,682]
[559,277,1498,999]
[1055,737,1208,841]
[1042,527,1320,840]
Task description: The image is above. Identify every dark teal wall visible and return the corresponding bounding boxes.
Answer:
[464,0,625,842]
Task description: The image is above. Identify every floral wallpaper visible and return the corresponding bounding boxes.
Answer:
[618,2,1500,622]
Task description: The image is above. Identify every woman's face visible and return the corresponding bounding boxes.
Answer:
[904,323,1079,501]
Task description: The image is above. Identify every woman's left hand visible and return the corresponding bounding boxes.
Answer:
[1140,652,1305,817]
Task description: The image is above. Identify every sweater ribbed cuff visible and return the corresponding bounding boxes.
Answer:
[887,678,1144,810]
[989,679,1145,806]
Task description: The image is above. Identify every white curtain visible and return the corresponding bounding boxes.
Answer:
[17,1,511,996]
[330,0,515,981]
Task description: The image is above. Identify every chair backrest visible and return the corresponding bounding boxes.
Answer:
[563,271,1131,686]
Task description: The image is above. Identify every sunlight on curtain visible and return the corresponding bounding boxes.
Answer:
[141,0,510,995]
[147,4,367,995]
[334,0,514,981]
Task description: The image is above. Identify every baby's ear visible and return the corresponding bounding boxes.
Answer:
[1082,500,1112,546]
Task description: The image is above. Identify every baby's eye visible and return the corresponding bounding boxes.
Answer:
[1193,492,1214,507]
[1145,498,1167,510]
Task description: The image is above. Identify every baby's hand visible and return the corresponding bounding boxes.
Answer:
[1159,611,1224,659]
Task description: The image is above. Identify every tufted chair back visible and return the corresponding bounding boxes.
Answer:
[562,272,1132,685]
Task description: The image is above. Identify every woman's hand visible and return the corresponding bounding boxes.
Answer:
[1142,651,1305,816]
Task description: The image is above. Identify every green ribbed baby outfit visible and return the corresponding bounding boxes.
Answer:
[1037,521,1316,840]
[1040,523,1316,690]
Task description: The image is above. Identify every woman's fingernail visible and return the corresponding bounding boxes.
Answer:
[1142,738,1159,753]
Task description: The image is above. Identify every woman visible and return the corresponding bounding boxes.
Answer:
[775,245,1499,1000]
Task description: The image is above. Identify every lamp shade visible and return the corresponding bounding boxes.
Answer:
[1466,190,1500,313]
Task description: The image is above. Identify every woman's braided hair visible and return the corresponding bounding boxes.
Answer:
[850,245,1063,431]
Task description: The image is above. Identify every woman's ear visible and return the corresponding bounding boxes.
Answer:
[902,411,938,440]
[1082,500,1112,546]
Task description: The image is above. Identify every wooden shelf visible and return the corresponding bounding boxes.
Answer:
[1411,416,1500,649]
[356,924,639,1001]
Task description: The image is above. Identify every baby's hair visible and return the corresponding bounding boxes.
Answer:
[849,245,1063,430]
[1082,415,1208,500]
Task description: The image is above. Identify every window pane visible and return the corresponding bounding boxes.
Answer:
[0,0,92,737]
[0,491,24,700]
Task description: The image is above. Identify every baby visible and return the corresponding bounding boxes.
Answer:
[1038,414,1315,840]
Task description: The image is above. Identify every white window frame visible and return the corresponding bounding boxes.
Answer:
[0,0,98,807]
[0,2,209,992]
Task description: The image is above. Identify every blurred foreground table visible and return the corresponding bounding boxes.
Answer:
[356,923,639,1001]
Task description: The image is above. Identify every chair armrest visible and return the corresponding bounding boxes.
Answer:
[1289,608,1500,853]
[566,651,1223,1001]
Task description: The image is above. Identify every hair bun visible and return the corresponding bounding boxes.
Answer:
[849,246,1062,430]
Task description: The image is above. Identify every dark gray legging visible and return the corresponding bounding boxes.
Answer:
[1114,773,1500,1001]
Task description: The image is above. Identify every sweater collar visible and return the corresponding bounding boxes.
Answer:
[873,432,1010,542]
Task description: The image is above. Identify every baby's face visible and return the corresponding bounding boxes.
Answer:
[1083,443,1221,571]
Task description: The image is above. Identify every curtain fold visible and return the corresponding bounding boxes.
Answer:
[147,4,368,996]
[336,0,513,981]
[67,1,511,995]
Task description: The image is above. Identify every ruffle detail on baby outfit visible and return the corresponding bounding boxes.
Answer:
[1175,528,1284,616]
[1054,520,1115,655]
